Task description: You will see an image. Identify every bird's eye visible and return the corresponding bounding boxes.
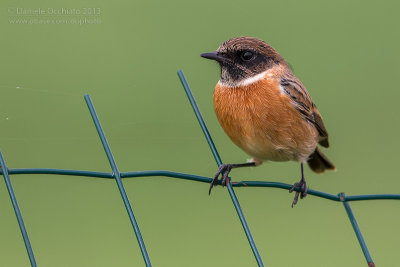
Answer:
[241,51,254,61]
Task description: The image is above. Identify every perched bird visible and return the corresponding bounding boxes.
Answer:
[201,37,335,207]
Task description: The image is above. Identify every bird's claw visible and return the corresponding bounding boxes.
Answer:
[209,164,233,195]
[289,179,308,207]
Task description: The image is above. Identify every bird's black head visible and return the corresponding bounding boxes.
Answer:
[201,37,285,87]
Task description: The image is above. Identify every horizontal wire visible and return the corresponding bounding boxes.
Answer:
[6,168,113,178]
[2,168,400,202]
[232,181,341,201]
[344,194,400,201]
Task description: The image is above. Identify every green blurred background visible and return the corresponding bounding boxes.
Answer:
[0,0,399,266]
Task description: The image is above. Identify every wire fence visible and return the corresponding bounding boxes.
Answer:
[1,69,399,267]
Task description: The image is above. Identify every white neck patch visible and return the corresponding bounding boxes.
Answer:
[217,70,272,88]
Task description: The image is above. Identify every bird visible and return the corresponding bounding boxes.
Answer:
[200,36,335,207]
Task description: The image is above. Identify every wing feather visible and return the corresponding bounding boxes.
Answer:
[280,76,329,148]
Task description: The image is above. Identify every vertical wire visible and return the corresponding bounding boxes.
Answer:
[0,150,37,267]
[84,95,152,266]
[340,193,375,267]
[178,70,265,266]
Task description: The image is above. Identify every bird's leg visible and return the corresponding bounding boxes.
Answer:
[209,162,256,195]
[289,162,308,207]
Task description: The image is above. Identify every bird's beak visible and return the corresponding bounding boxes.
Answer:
[200,52,225,62]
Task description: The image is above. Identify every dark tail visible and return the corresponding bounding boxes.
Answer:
[307,147,336,173]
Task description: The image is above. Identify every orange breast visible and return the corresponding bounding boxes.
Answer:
[213,77,318,162]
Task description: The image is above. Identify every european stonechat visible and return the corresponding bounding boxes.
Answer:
[201,37,335,207]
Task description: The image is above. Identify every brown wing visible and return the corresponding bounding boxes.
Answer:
[280,76,329,148]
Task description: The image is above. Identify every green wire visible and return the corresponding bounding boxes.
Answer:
[2,75,399,267]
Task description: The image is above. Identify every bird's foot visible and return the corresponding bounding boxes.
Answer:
[208,162,256,195]
[289,179,308,207]
[209,164,234,195]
